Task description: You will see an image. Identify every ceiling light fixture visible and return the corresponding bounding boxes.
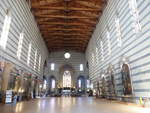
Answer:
[64,52,71,59]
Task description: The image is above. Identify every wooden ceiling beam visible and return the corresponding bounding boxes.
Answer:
[39,25,95,29]
[37,22,96,26]
[42,33,91,36]
[44,35,90,38]
[40,27,94,32]
[79,19,98,25]
[33,10,58,15]
[45,36,89,41]
[44,38,90,42]
[31,0,60,7]
[50,46,85,50]
[48,47,84,49]
[34,11,99,18]
[31,0,103,13]
[39,25,94,30]
[41,31,92,34]
[42,31,91,34]
[36,18,97,24]
[30,0,107,52]
[33,10,100,18]
[47,42,87,44]
[42,31,92,35]
[39,27,93,30]
[79,11,100,18]
[47,45,84,47]
[48,45,85,48]
[46,40,88,43]
[75,1,103,9]
[32,6,101,11]
[47,43,86,46]
[45,38,89,42]
[40,28,94,32]
[48,49,84,53]
[35,15,97,19]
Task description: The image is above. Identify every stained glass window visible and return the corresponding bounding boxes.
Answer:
[63,70,71,88]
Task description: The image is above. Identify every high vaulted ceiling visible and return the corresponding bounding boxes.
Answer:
[31,0,107,52]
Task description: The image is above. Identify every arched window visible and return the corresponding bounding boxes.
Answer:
[78,79,81,88]
[27,43,32,66]
[87,79,90,88]
[43,80,47,90]
[33,50,37,70]
[115,15,122,47]
[121,64,132,95]
[80,64,84,71]
[128,0,141,33]
[100,41,104,61]
[90,83,93,89]
[49,76,56,90]
[95,47,99,64]
[38,55,41,72]
[51,79,55,89]
[51,63,55,71]
[63,70,71,88]
[0,11,11,49]
[106,30,111,55]
[17,33,24,60]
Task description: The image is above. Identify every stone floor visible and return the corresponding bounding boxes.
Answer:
[0,97,150,113]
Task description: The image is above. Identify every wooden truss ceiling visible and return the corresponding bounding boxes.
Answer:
[31,0,107,52]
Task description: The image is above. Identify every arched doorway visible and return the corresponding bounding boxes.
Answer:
[121,64,132,95]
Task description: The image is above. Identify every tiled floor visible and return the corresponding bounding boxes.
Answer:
[0,97,150,113]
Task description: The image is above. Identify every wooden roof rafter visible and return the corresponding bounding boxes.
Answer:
[31,0,107,52]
